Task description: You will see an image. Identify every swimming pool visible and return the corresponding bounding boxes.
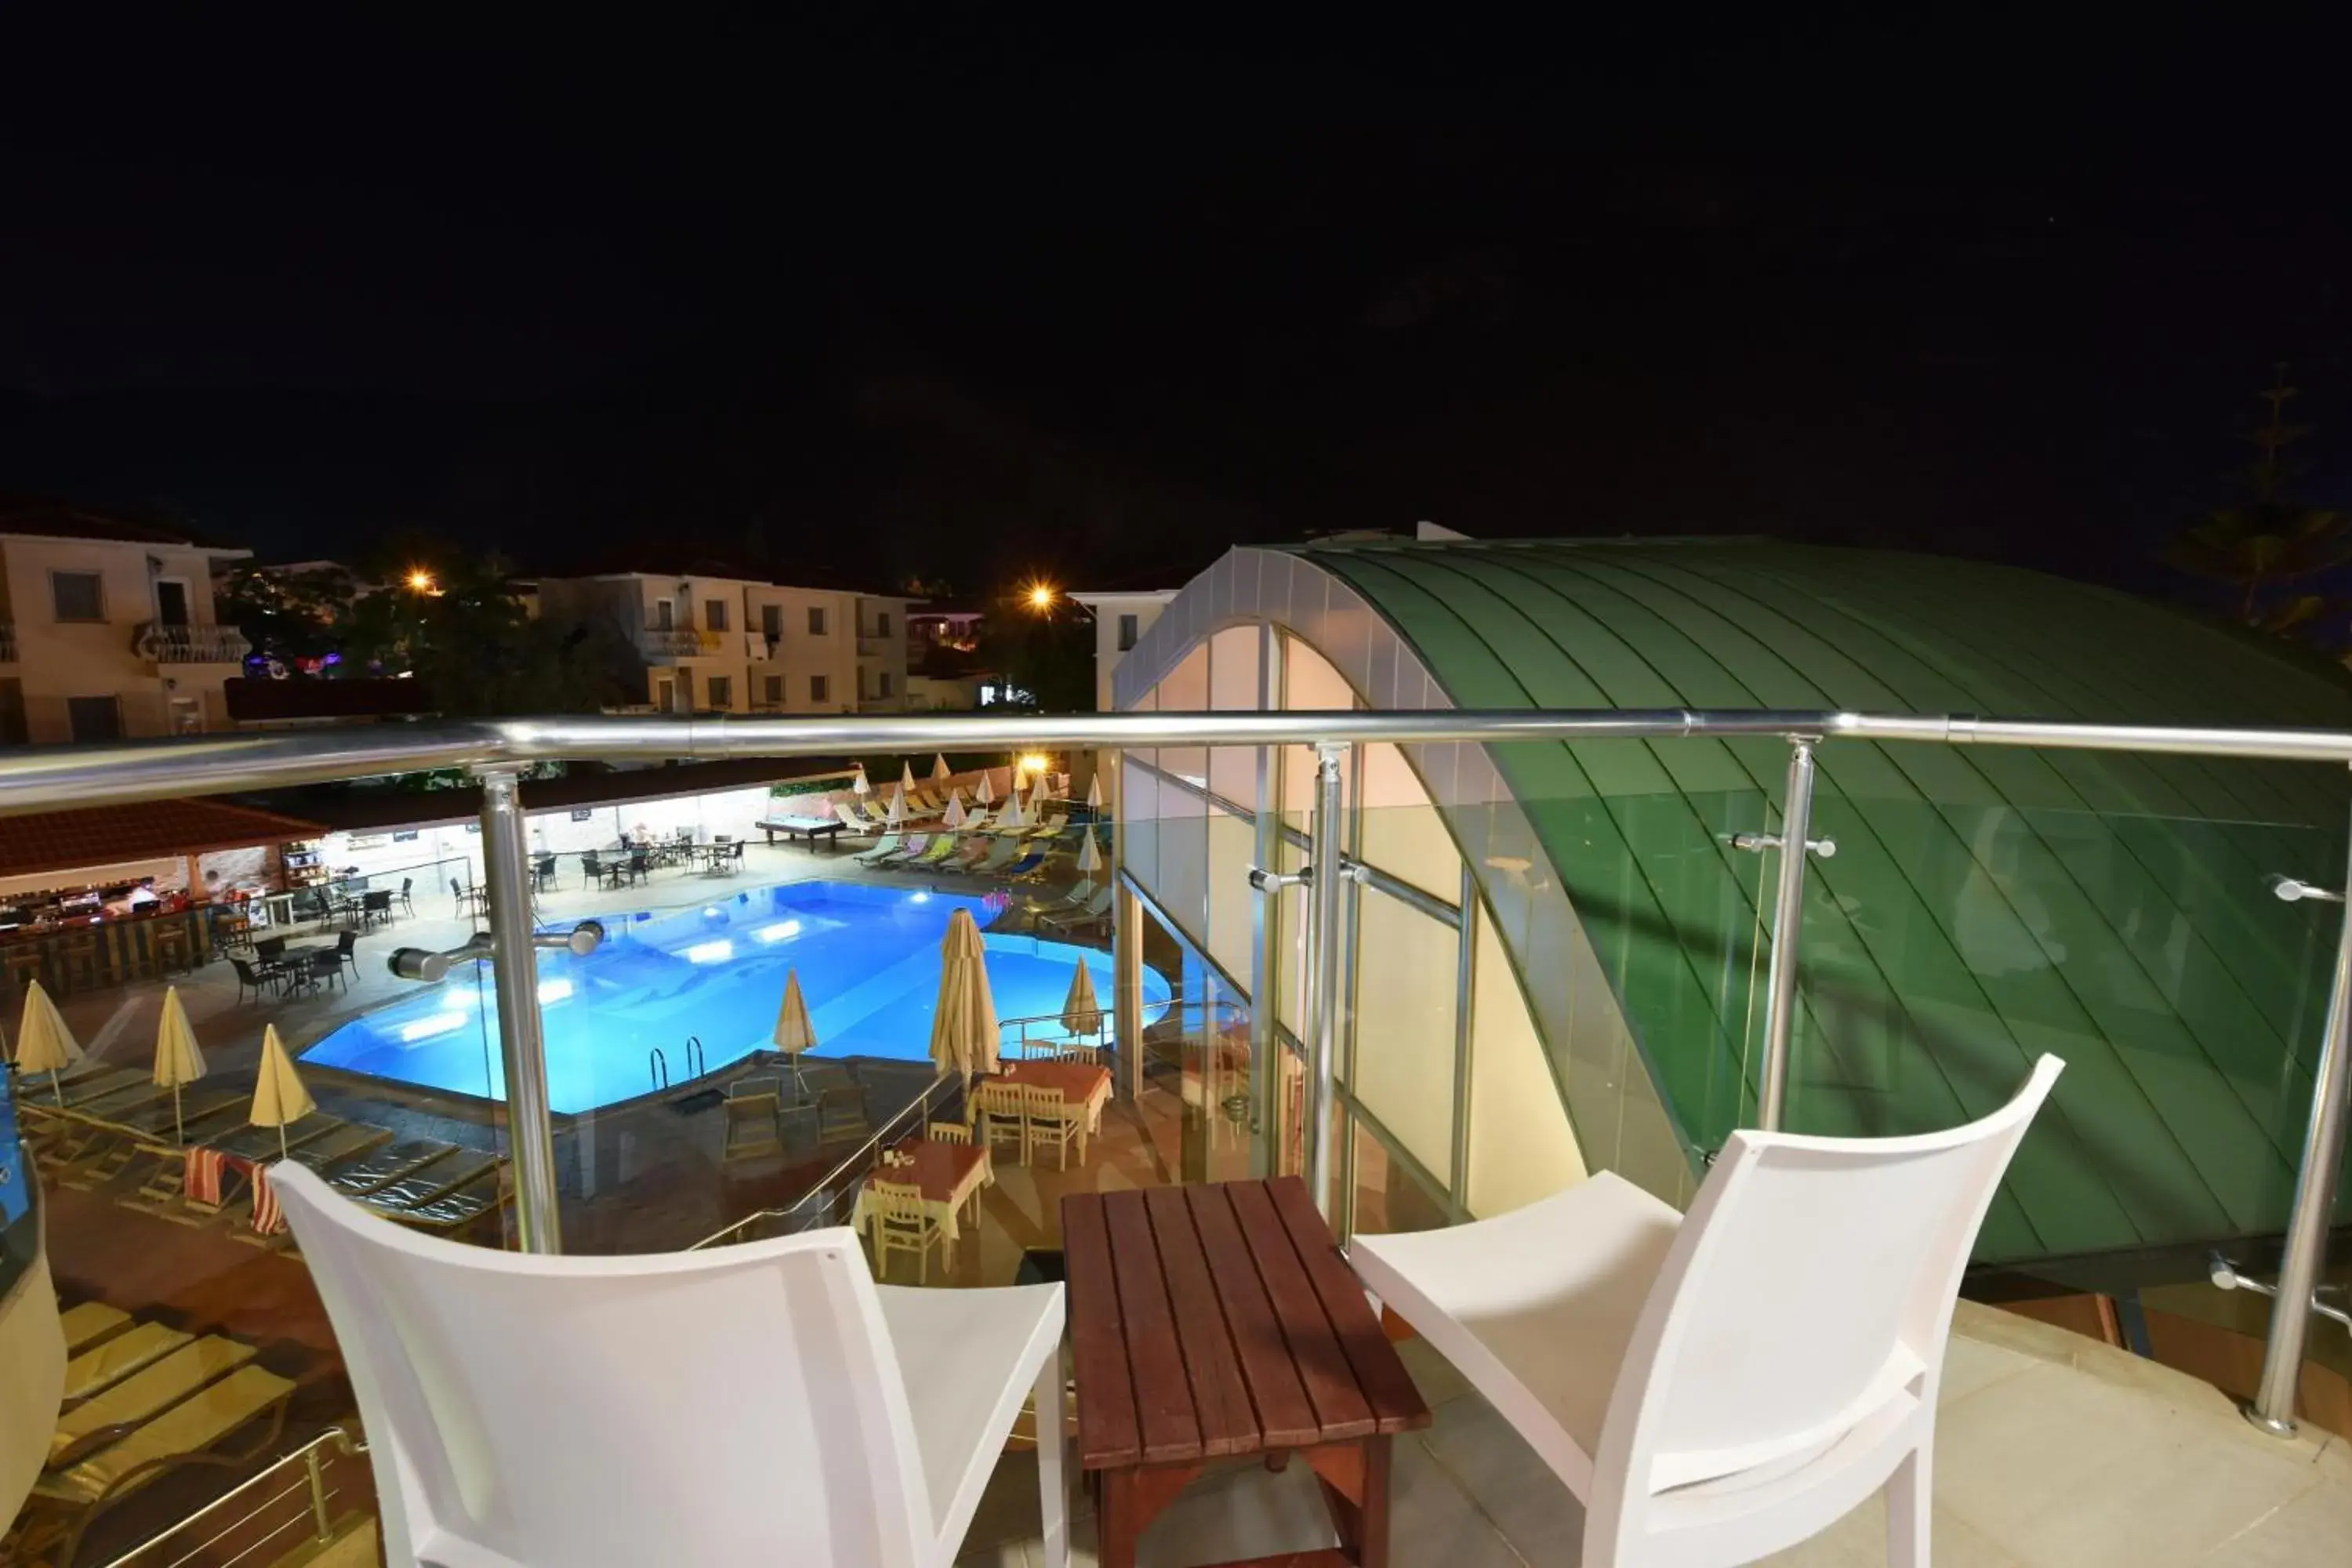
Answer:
[301,880,1166,1114]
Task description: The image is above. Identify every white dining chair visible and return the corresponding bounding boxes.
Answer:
[270,1162,1067,1568]
[1350,1055,2062,1568]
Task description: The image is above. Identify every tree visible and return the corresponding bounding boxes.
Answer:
[216,563,359,671]
[989,591,1096,712]
[2165,365,2352,639]
[344,553,627,716]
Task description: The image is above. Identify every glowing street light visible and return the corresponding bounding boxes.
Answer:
[406,568,437,594]
[1025,583,1056,612]
[1018,752,1051,777]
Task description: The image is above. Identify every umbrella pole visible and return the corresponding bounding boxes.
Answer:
[172,1083,184,1145]
[278,1123,290,1160]
[50,1067,63,1107]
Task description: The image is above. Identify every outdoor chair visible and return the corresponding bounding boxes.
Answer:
[399,877,416,917]
[361,888,394,929]
[816,1083,869,1145]
[723,1080,787,1163]
[1347,1054,2063,1568]
[866,1178,950,1283]
[972,1081,1028,1163]
[270,1163,1069,1568]
[925,1119,972,1145]
[449,877,466,914]
[229,956,281,1005]
[335,927,361,978]
[1019,1083,1080,1170]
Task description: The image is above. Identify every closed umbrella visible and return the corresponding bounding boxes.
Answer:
[1086,773,1103,811]
[931,753,952,782]
[1076,829,1103,874]
[999,787,1028,832]
[851,763,872,797]
[927,909,1001,1077]
[943,793,967,829]
[1060,959,1103,1040]
[152,985,209,1144]
[14,980,82,1105]
[774,967,817,1095]
[249,1024,316,1159]
[885,784,907,829]
[975,770,995,806]
[900,760,917,795]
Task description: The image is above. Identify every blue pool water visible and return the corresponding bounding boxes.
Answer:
[301,880,1166,1114]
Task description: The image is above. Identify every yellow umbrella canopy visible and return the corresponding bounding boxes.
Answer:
[927,909,1001,1077]
[152,985,209,1144]
[1060,959,1103,1040]
[773,969,818,1054]
[249,1025,317,1159]
[931,753,952,782]
[900,760,917,794]
[15,979,84,1105]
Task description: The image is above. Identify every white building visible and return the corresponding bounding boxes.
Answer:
[0,499,252,744]
[1070,588,1181,713]
[534,571,912,716]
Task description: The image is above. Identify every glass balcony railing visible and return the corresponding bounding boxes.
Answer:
[7,706,2352,1558]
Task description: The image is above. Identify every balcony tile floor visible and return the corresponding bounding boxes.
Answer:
[955,1303,2352,1567]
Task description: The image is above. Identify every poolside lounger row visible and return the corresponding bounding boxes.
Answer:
[20,1305,295,1568]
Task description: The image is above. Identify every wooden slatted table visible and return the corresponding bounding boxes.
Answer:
[1062,1177,1430,1567]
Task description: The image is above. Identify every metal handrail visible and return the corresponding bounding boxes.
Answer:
[684,1035,706,1078]
[689,1070,959,1250]
[96,1425,365,1568]
[648,1046,668,1091]
[15,707,2352,817]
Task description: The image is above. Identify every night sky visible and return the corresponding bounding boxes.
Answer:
[5,19,2350,608]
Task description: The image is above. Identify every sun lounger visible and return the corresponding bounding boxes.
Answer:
[328,1138,458,1196]
[851,831,904,866]
[49,1337,258,1465]
[1001,850,1048,878]
[50,1063,148,1102]
[831,802,880,836]
[59,1303,129,1354]
[285,1123,397,1174]
[1040,886,1114,929]
[63,1323,191,1401]
[967,837,1025,876]
[355,1150,500,1214]
[907,835,963,869]
[385,1163,513,1231]
[68,1092,250,1189]
[27,1315,296,1568]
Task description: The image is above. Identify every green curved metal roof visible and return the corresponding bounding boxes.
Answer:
[1292,536,2352,1271]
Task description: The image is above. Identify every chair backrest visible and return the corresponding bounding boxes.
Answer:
[582,852,602,872]
[311,951,341,977]
[1019,1083,1068,1120]
[925,1120,971,1145]
[231,957,261,982]
[449,877,462,898]
[1592,1056,2062,1531]
[729,1075,785,1102]
[338,930,358,953]
[364,890,391,909]
[866,1178,931,1232]
[269,1163,937,1567]
[1054,1047,1099,1065]
[256,936,285,959]
[401,877,413,896]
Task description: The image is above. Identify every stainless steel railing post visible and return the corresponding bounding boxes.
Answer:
[477,765,563,1254]
[1305,742,1348,1220]
[1756,738,1820,1131]
[2246,802,2352,1436]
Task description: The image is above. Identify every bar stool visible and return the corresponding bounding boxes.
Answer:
[2,944,45,998]
[53,930,100,995]
[152,920,194,975]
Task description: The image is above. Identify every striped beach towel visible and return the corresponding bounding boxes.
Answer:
[183,1146,226,1207]
[252,1165,286,1236]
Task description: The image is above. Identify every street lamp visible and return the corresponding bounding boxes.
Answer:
[1025,583,1056,612]
[406,568,437,594]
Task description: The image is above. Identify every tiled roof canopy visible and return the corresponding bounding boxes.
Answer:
[1285,537,2352,1272]
[0,799,324,882]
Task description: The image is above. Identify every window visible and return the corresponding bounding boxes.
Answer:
[706,675,732,709]
[67,695,122,741]
[810,673,830,702]
[764,674,783,705]
[653,599,675,630]
[876,612,891,638]
[655,677,675,712]
[761,604,782,639]
[52,572,104,622]
[705,598,729,631]
[1117,613,1140,652]
[808,606,829,635]
[155,580,191,626]
[879,671,894,699]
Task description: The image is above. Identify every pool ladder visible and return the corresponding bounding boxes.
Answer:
[649,1036,708,1093]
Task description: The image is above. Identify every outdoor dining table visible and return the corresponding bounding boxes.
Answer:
[1062,1176,1430,1566]
[849,1139,993,1242]
[984,1058,1113,1160]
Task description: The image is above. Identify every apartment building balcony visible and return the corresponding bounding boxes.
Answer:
[635,619,703,659]
[131,621,251,663]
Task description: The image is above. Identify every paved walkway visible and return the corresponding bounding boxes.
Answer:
[953,1301,2352,1566]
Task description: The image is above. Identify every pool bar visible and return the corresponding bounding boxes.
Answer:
[2,706,2350,1438]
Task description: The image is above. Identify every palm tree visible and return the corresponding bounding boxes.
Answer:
[2165,365,2352,637]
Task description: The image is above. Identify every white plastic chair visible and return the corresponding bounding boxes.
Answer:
[270,1162,1067,1568]
[1351,1055,2062,1568]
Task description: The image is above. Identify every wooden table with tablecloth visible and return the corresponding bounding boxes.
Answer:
[985,1058,1112,1160]
[851,1140,993,1243]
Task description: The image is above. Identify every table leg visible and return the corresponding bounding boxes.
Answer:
[1099,1470,1141,1568]
[1308,1437,1391,1568]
